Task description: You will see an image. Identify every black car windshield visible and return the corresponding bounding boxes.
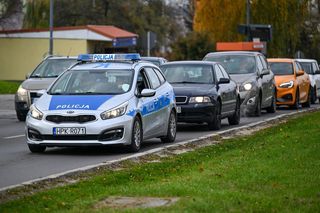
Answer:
[204,55,256,74]
[161,64,214,84]
[30,59,77,78]
[269,62,294,75]
[299,62,312,74]
[49,69,133,95]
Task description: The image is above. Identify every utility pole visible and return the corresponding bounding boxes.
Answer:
[49,0,54,55]
[246,0,250,41]
[147,31,150,57]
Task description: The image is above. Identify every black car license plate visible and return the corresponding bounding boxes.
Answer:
[53,127,86,135]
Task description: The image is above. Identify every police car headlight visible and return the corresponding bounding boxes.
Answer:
[29,105,43,120]
[189,96,211,103]
[100,102,128,120]
[279,80,294,88]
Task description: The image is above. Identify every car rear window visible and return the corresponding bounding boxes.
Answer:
[269,62,294,75]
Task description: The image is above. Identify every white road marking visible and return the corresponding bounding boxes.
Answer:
[3,134,25,139]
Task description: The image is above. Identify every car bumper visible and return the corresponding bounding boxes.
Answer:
[177,103,216,123]
[26,114,134,146]
[276,87,295,105]
[239,89,258,114]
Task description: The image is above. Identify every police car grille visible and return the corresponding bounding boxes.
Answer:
[46,115,96,123]
[175,96,188,104]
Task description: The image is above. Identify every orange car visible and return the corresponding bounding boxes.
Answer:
[267,58,311,108]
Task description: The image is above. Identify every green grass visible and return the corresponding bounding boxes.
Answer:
[0,81,21,94]
[1,112,320,212]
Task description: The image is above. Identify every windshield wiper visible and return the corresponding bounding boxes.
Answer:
[170,81,206,84]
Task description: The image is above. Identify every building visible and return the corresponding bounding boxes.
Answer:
[0,25,138,80]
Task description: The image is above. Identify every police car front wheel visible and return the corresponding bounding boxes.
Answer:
[128,117,142,152]
[28,144,46,153]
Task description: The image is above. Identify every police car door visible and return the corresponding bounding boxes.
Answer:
[144,67,165,137]
[136,69,158,138]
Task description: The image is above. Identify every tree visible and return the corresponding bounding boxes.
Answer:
[0,0,23,30]
[169,31,214,60]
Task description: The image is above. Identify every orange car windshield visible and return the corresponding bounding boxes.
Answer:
[269,62,294,75]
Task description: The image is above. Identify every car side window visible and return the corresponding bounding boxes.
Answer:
[215,65,224,82]
[312,62,318,73]
[219,65,230,79]
[145,67,161,89]
[153,68,166,85]
[259,55,268,69]
[295,62,302,72]
[256,56,264,73]
[136,69,150,94]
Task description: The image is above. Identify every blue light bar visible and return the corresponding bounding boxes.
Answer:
[78,53,141,62]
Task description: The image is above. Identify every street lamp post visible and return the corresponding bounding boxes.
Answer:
[246,0,250,41]
[49,0,54,55]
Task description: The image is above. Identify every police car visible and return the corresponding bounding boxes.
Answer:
[25,53,177,153]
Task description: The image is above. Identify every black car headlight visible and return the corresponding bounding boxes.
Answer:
[100,102,128,120]
[189,96,211,103]
[29,105,43,120]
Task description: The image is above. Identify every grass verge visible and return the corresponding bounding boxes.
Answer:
[0,81,21,94]
[1,111,320,212]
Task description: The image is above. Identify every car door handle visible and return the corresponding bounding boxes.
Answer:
[154,98,158,103]
[166,92,170,96]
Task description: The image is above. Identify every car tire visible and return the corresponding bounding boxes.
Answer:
[302,87,311,108]
[128,117,142,152]
[228,98,240,125]
[311,86,316,104]
[208,101,221,130]
[266,90,276,113]
[161,110,177,143]
[16,110,27,121]
[293,89,300,109]
[254,94,261,116]
[28,144,46,153]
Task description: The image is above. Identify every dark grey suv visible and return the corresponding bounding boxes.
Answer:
[15,56,77,121]
[203,51,276,116]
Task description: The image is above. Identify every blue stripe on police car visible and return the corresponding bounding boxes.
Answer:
[49,95,113,110]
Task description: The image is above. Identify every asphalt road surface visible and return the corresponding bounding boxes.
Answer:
[0,95,319,189]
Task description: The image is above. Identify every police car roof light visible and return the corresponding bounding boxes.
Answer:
[78,54,141,62]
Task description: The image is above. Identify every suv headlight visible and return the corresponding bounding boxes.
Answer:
[29,105,43,120]
[16,85,28,101]
[100,102,128,120]
[240,82,253,91]
[189,96,211,103]
[279,80,294,88]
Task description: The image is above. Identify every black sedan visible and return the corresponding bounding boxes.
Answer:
[160,61,240,130]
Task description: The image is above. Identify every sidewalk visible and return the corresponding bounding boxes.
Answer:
[0,95,16,119]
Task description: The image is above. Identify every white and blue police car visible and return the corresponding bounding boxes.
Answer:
[25,53,177,153]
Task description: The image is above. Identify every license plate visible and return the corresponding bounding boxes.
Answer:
[53,127,86,135]
[176,106,181,113]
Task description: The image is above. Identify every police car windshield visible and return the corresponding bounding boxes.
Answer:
[30,59,77,78]
[49,69,133,95]
[161,64,214,84]
[205,55,256,74]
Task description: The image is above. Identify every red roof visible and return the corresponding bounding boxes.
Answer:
[0,25,138,39]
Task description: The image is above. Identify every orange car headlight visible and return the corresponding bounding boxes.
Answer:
[279,81,294,88]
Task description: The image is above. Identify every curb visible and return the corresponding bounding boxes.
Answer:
[1,106,319,193]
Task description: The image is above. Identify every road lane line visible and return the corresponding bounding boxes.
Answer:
[3,134,25,139]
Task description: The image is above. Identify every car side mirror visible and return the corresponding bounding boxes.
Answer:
[296,70,305,76]
[314,70,320,75]
[26,73,31,79]
[139,89,156,97]
[218,78,230,84]
[261,69,270,76]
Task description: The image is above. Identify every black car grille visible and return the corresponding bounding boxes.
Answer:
[30,92,42,104]
[46,115,96,123]
[175,96,188,104]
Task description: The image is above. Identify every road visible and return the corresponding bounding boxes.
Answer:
[0,95,318,189]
